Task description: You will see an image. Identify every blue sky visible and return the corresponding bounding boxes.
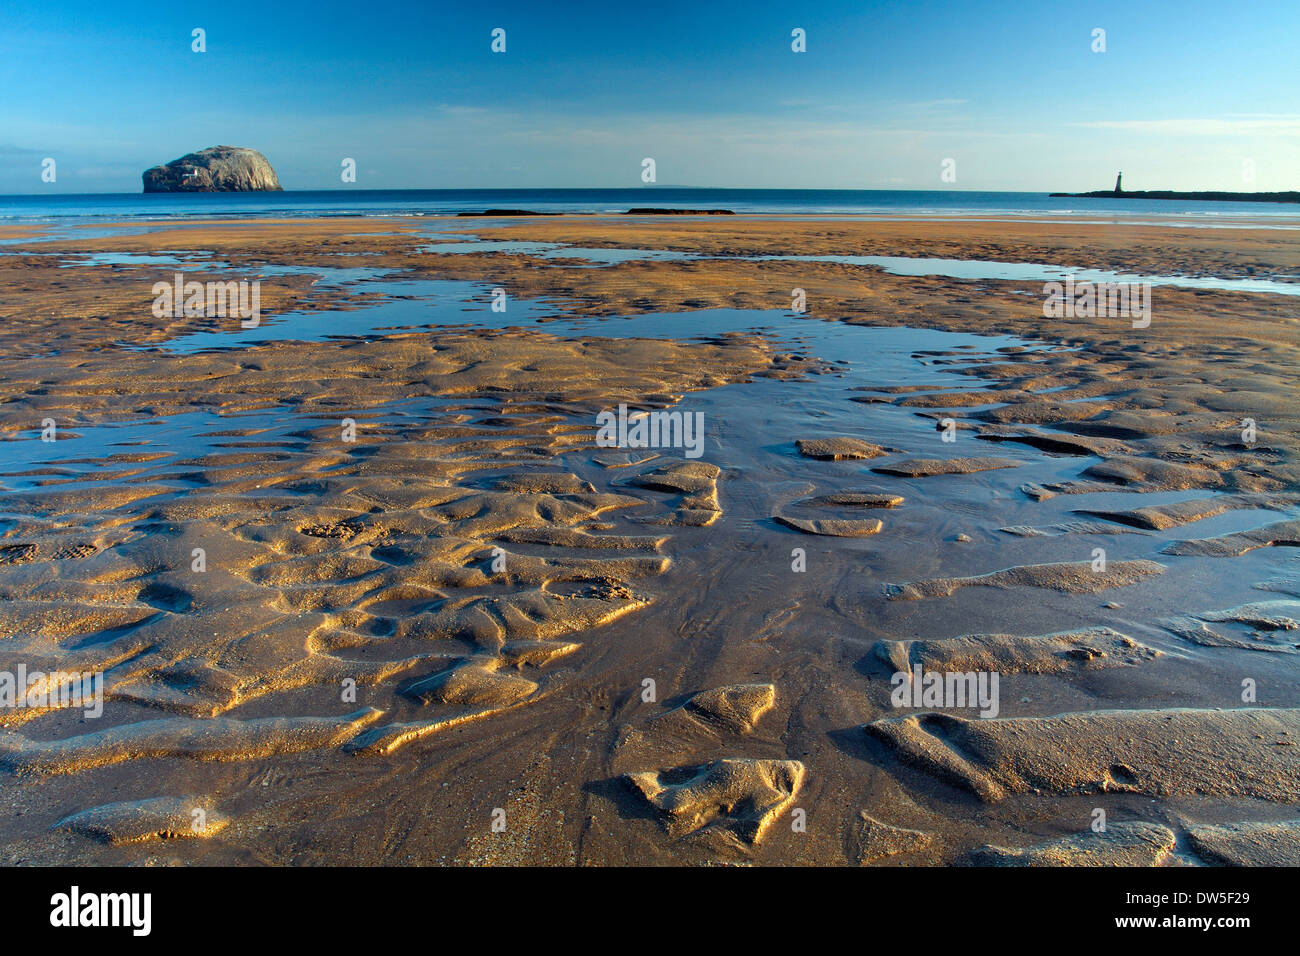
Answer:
[2,0,1296,192]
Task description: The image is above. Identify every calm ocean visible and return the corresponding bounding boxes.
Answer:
[3,189,1298,223]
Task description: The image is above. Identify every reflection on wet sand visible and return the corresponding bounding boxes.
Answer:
[1,215,1298,866]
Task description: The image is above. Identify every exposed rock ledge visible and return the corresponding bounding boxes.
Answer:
[142,146,282,192]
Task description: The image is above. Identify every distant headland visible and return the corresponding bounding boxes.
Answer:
[142,146,282,193]
[1053,172,1298,203]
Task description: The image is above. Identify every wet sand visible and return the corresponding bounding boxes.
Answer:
[1,215,1297,866]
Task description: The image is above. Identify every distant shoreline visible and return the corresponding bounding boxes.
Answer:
[1050,190,1300,204]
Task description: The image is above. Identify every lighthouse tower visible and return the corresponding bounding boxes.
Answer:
[1114,171,1123,193]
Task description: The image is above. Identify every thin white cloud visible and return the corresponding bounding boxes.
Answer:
[1069,115,1300,135]
[903,99,969,110]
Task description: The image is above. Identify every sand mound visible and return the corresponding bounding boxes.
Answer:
[499,639,582,668]
[398,583,649,648]
[1160,615,1297,653]
[1186,820,1300,866]
[871,457,1022,478]
[975,426,1124,457]
[54,796,229,845]
[488,473,595,494]
[800,490,904,509]
[1161,600,1300,653]
[0,708,383,776]
[623,684,776,753]
[1162,519,1300,557]
[1020,482,1056,501]
[345,709,513,757]
[775,515,883,537]
[624,459,723,526]
[404,659,539,707]
[884,560,1165,600]
[627,758,804,844]
[795,437,887,460]
[1200,600,1300,631]
[592,451,658,469]
[625,459,720,495]
[999,521,1148,537]
[969,822,1176,867]
[870,627,1158,675]
[866,707,1300,803]
[848,812,934,864]
[1076,494,1299,531]
[493,527,667,550]
[1083,456,1224,491]
[677,683,776,735]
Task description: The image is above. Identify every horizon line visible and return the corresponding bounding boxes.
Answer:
[5,185,1297,199]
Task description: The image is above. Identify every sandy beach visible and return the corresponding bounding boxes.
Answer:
[1,214,1297,866]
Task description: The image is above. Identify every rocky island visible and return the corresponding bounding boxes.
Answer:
[1052,189,1299,203]
[142,145,282,192]
[1052,174,1297,203]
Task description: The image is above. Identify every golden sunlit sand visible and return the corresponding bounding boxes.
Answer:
[1,215,1298,865]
